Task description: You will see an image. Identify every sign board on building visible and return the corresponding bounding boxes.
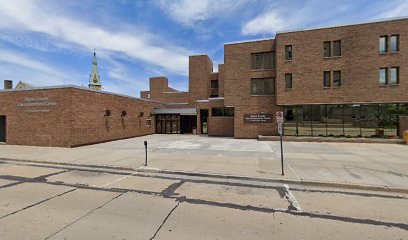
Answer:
[276,111,284,124]
[244,114,273,123]
[146,117,152,126]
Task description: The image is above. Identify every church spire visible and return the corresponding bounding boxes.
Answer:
[89,49,101,91]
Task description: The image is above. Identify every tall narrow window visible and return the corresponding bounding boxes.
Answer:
[323,71,331,87]
[285,45,292,60]
[211,80,219,88]
[251,52,273,69]
[379,68,388,85]
[333,71,341,87]
[379,36,388,53]
[390,35,399,52]
[323,41,331,57]
[285,74,293,89]
[333,40,341,57]
[390,67,399,84]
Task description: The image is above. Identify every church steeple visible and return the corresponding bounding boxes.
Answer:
[89,49,102,91]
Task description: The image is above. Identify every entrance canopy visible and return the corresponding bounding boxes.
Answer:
[153,108,197,116]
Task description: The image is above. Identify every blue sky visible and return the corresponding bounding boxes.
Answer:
[0,0,407,96]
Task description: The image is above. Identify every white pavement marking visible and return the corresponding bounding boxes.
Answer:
[284,184,302,212]
[98,173,136,188]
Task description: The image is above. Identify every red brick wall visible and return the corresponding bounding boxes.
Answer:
[224,39,282,138]
[208,117,234,137]
[0,88,73,147]
[275,18,408,105]
[0,87,165,147]
[189,55,213,102]
[69,88,164,147]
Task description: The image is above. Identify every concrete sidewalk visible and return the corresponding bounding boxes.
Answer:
[0,134,407,190]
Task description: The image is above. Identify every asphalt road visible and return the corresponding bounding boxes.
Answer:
[0,159,407,240]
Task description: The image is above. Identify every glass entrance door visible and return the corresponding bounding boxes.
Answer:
[0,116,5,142]
[155,114,180,134]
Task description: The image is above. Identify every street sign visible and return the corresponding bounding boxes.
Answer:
[276,111,284,176]
[278,123,283,135]
[276,111,284,124]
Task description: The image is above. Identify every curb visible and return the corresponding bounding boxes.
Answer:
[1,157,407,194]
[136,167,408,194]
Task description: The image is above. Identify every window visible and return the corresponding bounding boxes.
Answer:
[390,35,399,52]
[323,71,331,87]
[147,93,150,99]
[333,40,341,57]
[212,107,234,117]
[379,36,388,53]
[251,78,275,95]
[251,52,273,69]
[333,71,341,87]
[285,74,293,89]
[285,45,292,60]
[323,41,331,57]
[379,68,388,85]
[390,67,399,84]
[211,80,219,88]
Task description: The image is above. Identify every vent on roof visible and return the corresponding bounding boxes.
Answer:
[4,80,13,90]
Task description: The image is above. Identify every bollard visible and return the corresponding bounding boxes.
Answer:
[144,140,148,166]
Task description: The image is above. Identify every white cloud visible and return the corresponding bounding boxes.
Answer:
[242,11,288,36]
[0,0,191,76]
[381,0,408,18]
[158,0,247,27]
[0,48,67,79]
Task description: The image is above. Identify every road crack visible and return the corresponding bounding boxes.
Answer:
[150,201,180,240]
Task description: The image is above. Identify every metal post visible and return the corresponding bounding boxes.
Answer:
[280,132,284,176]
[144,140,148,166]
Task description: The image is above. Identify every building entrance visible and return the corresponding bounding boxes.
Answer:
[156,114,180,134]
[0,116,6,142]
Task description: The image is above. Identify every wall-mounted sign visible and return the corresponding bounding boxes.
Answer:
[146,117,152,126]
[244,114,273,123]
[16,97,57,113]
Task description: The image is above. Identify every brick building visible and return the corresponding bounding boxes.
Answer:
[141,17,408,139]
[1,17,408,148]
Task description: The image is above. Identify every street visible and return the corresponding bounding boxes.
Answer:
[0,158,407,239]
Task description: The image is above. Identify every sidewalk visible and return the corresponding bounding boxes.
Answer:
[0,134,407,190]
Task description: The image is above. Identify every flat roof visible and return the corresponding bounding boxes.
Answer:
[224,16,408,45]
[0,85,168,105]
[277,16,408,34]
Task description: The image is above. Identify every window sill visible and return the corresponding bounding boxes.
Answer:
[379,52,387,55]
[323,87,331,89]
[285,88,293,90]
[285,60,292,62]
[379,85,388,87]
[323,56,341,59]
[390,51,399,54]
[251,94,275,97]
[250,69,273,72]
[390,83,400,86]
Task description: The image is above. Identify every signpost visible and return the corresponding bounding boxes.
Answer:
[276,111,284,176]
[144,140,148,166]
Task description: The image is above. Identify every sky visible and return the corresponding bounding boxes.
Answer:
[0,0,407,97]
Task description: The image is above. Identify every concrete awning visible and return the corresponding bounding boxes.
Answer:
[153,108,197,115]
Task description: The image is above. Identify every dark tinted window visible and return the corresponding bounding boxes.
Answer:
[333,71,341,87]
[285,45,292,60]
[251,52,274,69]
[323,41,331,57]
[212,107,234,117]
[323,71,331,87]
[251,78,275,95]
[333,40,341,57]
[285,74,292,89]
